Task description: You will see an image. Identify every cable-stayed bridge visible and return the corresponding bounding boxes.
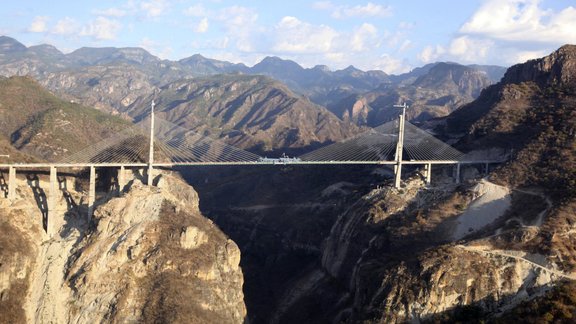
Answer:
[1,102,503,235]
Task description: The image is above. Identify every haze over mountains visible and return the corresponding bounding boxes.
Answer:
[0,35,505,153]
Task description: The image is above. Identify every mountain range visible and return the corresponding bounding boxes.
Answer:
[0,35,506,153]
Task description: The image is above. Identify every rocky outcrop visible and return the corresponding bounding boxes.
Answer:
[502,45,576,87]
[0,171,246,323]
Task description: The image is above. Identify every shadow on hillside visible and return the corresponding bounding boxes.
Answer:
[421,280,563,323]
[0,170,7,198]
[25,174,48,232]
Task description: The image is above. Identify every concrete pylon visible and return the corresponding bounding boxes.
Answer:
[424,163,432,185]
[48,166,58,236]
[393,105,406,189]
[147,100,155,186]
[455,163,461,184]
[8,166,16,200]
[118,165,126,194]
[88,166,96,218]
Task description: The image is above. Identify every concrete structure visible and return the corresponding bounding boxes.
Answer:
[147,100,155,186]
[0,106,505,235]
[393,103,407,189]
[88,166,96,218]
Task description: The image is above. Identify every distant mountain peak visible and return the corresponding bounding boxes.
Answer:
[312,65,331,72]
[341,65,361,73]
[254,56,303,69]
[0,35,27,53]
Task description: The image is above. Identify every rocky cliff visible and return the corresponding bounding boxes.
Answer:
[0,171,246,323]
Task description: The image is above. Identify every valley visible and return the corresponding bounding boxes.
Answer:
[1,36,576,323]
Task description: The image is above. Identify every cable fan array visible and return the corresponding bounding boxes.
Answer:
[300,121,399,161]
[300,120,464,162]
[59,117,261,164]
[59,115,463,165]
[151,117,261,163]
[402,122,464,161]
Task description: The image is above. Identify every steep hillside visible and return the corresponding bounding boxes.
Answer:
[128,74,360,154]
[0,76,132,161]
[445,45,576,199]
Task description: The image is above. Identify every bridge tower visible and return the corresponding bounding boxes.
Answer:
[393,103,407,189]
[147,100,155,186]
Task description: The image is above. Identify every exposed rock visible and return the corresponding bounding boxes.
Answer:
[0,171,246,323]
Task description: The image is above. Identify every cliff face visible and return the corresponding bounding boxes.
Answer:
[270,177,570,323]
[0,171,246,323]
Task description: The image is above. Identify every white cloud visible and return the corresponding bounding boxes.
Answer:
[139,37,172,59]
[418,36,494,64]
[418,0,576,66]
[93,7,127,17]
[314,2,392,19]
[28,16,49,33]
[312,1,334,10]
[460,0,576,44]
[350,23,378,51]
[194,18,209,33]
[184,4,209,17]
[52,17,80,35]
[218,6,258,29]
[80,17,122,40]
[372,54,411,74]
[272,16,339,53]
[140,0,168,18]
[418,45,445,64]
[398,40,412,52]
[215,6,259,52]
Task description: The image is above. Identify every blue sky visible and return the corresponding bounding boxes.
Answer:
[1,0,575,74]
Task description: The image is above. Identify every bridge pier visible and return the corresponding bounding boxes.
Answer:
[118,165,126,194]
[394,163,402,189]
[424,163,432,185]
[8,166,16,200]
[88,166,96,218]
[455,163,461,184]
[48,166,58,236]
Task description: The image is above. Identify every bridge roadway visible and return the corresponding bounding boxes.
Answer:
[0,159,500,237]
[0,159,499,168]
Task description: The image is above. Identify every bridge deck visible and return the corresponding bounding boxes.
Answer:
[0,160,503,169]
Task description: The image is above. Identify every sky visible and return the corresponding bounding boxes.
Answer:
[1,0,575,74]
